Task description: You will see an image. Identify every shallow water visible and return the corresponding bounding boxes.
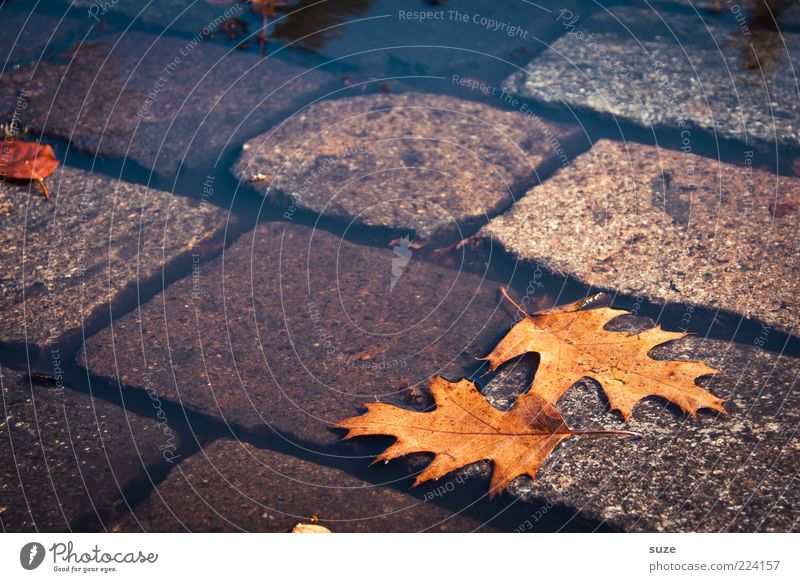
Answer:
[2,0,798,533]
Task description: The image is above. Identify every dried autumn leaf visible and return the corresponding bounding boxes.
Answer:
[0,141,59,199]
[337,376,635,498]
[483,289,726,421]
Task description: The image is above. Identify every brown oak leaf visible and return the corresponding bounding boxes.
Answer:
[0,141,59,199]
[337,376,635,497]
[483,289,726,421]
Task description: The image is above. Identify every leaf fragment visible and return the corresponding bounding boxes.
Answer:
[0,140,59,199]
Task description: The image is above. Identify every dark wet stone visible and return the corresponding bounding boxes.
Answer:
[270,0,581,78]
[235,93,581,243]
[70,0,249,36]
[0,9,88,67]
[0,364,182,532]
[502,6,800,147]
[494,335,800,532]
[0,31,333,173]
[481,139,800,335]
[79,221,513,448]
[110,439,494,532]
[0,166,232,360]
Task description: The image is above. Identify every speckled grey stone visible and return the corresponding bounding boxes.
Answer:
[0,166,232,359]
[79,222,512,449]
[0,8,88,67]
[0,31,332,173]
[0,364,182,532]
[480,139,800,335]
[496,334,800,532]
[235,93,581,243]
[502,5,800,147]
[109,439,495,532]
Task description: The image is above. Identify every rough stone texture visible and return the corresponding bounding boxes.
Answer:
[503,6,800,148]
[0,166,232,358]
[235,93,581,243]
[270,0,581,77]
[0,31,332,173]
[0,364,181,532]
[494,331,800,532]
[80,221,513,449]
[481,139,800,335]
[0,9,88,67]
[110,439,494,532]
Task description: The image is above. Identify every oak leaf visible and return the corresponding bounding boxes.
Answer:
[0,141,59,199]
[483,290,726,421]
[337,376,635,497]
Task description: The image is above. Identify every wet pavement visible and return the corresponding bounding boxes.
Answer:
[235,92,582,243]
[1,0,798,533]
[0,31,333,173]
[108,438,498,532]
[0,364,182,532]
[0,166,233,361]
[503,4,800,148]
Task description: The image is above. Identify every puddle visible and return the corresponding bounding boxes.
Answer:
[2,0,799,533]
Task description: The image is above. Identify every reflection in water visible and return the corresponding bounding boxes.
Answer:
[726,0,798,75]
[272,0,375,49]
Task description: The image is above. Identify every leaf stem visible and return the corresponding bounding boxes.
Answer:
[499,287,531,319]
[571,429,640,438]
[37,178,50,200]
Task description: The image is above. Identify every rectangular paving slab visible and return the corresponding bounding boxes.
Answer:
[0,31,333,173]
[235,92,582,244]
[502,5,800,148]
[109,439,495,532]
[481,139,800,335]
[0,166,233,361]
[490,330,800,532]
[0,363,183,532]
[79,221,513,450]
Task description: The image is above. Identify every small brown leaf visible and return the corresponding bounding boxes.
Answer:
[0,141,59,199]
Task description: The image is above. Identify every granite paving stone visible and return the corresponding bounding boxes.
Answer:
[0,364,183,532]
[79,221,513,449]
[235,93,582,244]
[110,439,494,532]
[480,139,800,335]
[0,166,233,359]
[502,5,800,147]
[0,31,333,173]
